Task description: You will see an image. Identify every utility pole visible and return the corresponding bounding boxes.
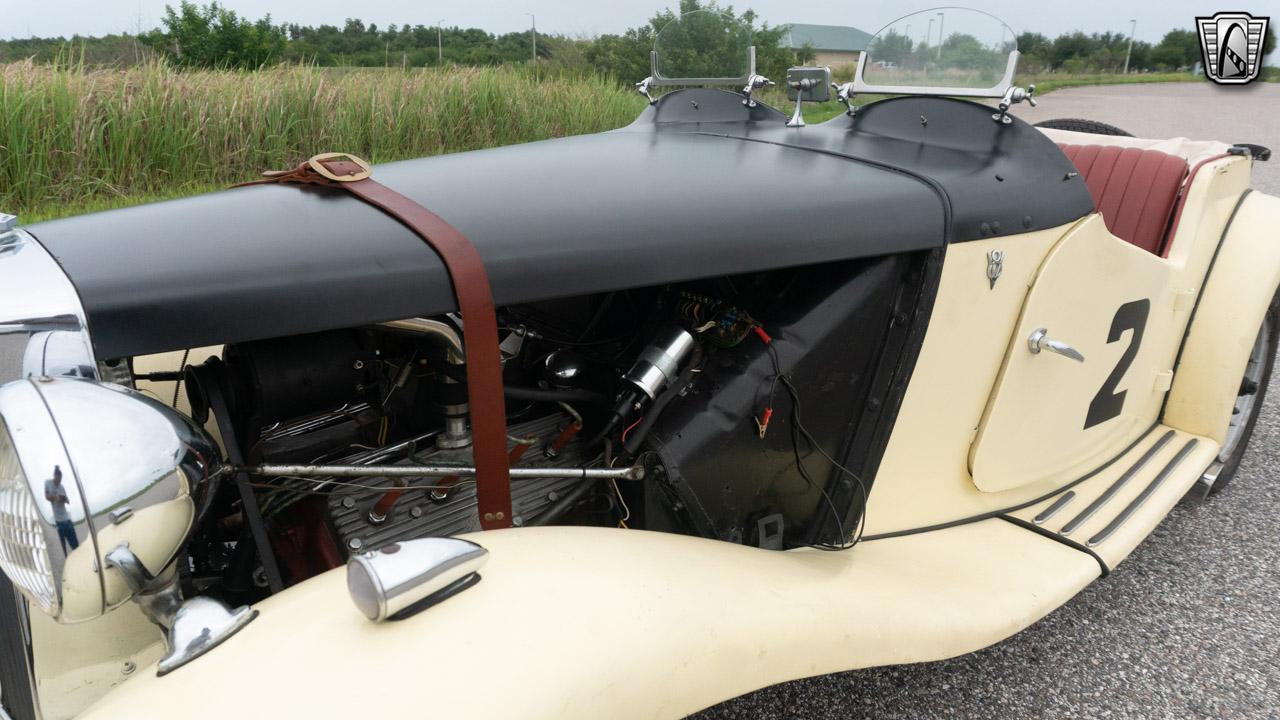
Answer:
[1123,19,1136,74]
[936,11,945,61]
[436,18,445,65]
[526,13,537,64]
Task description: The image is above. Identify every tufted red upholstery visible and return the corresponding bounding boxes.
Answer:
[1057,144,1188,255]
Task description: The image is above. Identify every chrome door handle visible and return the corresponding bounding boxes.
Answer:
[1028,328,1085,362]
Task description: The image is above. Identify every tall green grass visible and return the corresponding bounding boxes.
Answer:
[1,60,646,222]
[1,61,1205,223]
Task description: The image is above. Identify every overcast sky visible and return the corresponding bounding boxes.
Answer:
[4,0,1277,64]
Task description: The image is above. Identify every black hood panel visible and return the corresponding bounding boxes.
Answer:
[27,91,1086,359]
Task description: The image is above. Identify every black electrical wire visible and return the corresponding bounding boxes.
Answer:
[764,341,868,551]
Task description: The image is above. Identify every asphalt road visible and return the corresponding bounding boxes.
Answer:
[697,82,1280,719]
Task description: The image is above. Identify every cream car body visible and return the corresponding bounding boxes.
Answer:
[1,9,1276,719]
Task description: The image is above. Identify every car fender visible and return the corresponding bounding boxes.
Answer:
[1164,190,1280,443]
[79,524,1099,720]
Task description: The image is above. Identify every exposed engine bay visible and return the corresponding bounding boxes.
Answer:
[147,254,934,601]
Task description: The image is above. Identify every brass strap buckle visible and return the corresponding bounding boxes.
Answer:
[307,152,373,183]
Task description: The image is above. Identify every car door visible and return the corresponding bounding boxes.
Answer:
[969,214,1185,493]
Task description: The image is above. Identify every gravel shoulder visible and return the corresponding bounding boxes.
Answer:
[697,82,1280,720]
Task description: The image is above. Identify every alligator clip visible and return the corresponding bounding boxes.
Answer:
[755,407,774,439]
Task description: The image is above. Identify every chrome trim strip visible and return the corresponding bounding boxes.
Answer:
[0,229,98,381]
[1060,430,1176,535]
[1033,490,1076,524]
[1087,439,1199,547]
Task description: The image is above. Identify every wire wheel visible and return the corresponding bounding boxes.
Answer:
[1205,299,1277,494]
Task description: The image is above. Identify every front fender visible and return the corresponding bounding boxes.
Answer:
[1164,190,1280,443]
[78,523,1097,719]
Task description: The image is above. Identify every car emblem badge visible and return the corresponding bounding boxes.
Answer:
[986,250,1004,289]
[1196,12,1269,85]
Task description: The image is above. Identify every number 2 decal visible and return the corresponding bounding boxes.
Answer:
[1084,299,1151,429]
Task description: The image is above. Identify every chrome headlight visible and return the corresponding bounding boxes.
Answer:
[0,377,221,622]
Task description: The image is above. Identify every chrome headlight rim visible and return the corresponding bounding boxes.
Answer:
[0,417,60,615]
[0,376,221,622]
[0,378,100,619]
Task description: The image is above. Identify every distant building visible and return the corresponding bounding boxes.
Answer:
[779,23,873,67]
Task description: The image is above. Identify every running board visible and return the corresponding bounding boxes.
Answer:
[1011,426,1218,568]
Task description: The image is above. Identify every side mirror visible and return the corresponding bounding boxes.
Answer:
[0,377,254,674]
[784,66,832,128]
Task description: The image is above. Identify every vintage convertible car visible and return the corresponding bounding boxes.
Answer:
[0,9,1276,719]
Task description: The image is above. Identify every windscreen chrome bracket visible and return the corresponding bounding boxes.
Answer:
[992,84,1037,124]
[636,76,657,105]
[831,81,857,116]
[0,214,16,245]
[741,72,774,108]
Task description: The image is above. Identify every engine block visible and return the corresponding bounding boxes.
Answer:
[326,413,592,553]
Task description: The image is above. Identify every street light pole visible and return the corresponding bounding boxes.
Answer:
[926,17,934,47]
[525,13,537,64]
[936,12,945,61]
[1123,19,1136,75]
[436,18,444,65]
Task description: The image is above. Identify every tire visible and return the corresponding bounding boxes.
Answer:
[1034,118,1133,137]
[0,578,38,720]
[1208,292,1279,494]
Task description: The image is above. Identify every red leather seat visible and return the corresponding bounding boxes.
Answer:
[1057,144,1188,255]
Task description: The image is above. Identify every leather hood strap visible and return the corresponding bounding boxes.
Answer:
[240,155,513,530]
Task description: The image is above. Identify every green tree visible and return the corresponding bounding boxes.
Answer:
[795,42,817,66]
[143,1,286,69]
[866,30,913,65]
[1050,32,1093,69]
[584,0,795,85]
[1016,32,1051,57]
[1149,29,1198,70]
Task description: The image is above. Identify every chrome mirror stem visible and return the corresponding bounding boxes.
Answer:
[786,79,811,128]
